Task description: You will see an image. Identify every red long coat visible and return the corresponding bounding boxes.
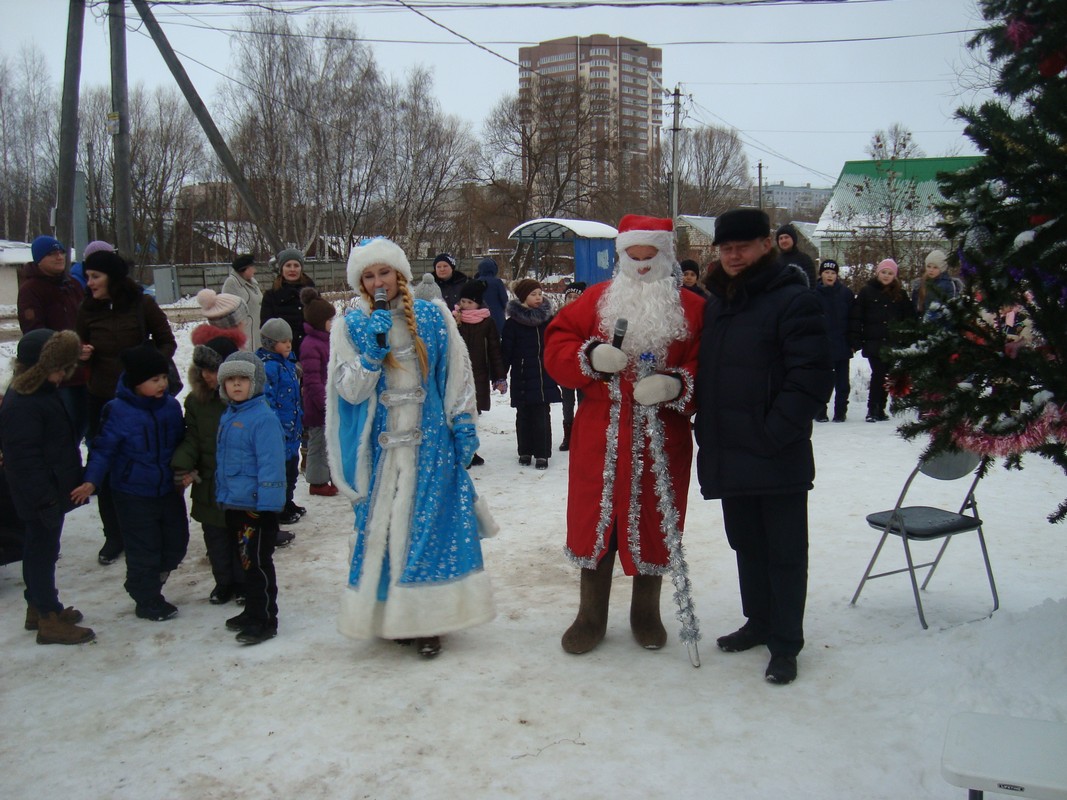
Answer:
[544,282,704,575]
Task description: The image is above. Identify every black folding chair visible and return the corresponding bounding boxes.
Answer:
[850,449,999,629]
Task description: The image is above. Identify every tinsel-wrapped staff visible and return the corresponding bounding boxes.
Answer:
[544,215,705,665]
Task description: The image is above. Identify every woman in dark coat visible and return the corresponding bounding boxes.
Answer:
[848,258,915,422]
[501,278,562,469]
[432,252,469,311]
[76,250,177,564]
[261,248,315,357]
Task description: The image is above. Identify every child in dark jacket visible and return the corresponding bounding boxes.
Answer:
[298,288,338,496]
[1,329,96,644]
[453,280,507,466]
[215,352,286,644]
[257,318,304,527]
[73,344,189,621]
[502,278,562,469]
[172,329,245,605]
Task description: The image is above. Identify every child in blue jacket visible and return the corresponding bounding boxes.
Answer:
[257,318,304,527]
[73,344,189,621]
[215,352,286,644]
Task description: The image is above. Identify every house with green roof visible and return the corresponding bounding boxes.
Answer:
[814,156,981,281]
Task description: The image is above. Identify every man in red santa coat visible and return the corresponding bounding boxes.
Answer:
[544,214,704,655]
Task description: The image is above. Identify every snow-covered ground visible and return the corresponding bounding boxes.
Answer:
[2,338,1065,799]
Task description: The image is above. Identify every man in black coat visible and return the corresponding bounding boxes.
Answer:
[694,208,831,685]
[814,260,855,422]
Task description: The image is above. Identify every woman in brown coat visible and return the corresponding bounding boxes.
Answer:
[453,280,506,466]
[75,250,177,564]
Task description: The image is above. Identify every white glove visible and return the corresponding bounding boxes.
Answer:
[590,343,627,374]
[632,374,682,406]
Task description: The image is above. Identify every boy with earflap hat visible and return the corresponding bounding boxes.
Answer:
[1,329,95,644]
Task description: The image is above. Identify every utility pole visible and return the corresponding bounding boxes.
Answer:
[109,1,134,258]
[56,1,85,261]
[131,0,283,254]
[757,161,764,209]
[670,85,681,221]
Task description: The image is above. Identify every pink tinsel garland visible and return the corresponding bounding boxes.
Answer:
[951,403,1067,457]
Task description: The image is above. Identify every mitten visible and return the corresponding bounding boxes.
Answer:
[632,374,682,406]
[361,309,393,361]
[589,343,627,374]
[453,422,479,468]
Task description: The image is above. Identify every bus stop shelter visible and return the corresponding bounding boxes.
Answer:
[508,218,617,286]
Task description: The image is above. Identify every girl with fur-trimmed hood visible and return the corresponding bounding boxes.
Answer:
[326,238,495,658]
[0,329,96,644]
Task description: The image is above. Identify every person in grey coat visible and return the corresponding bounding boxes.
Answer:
[222,254,264,350]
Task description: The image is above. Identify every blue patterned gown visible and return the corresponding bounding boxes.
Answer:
[326,296,495,639]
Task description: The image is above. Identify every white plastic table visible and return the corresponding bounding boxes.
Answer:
[942,712,1067,799]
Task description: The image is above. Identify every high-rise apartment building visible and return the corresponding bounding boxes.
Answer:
[518,35,663,204]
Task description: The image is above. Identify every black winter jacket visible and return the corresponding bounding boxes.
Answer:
[695,253,831,499]
[848,279,915,359]
[501,300,562,408]
[435,269,469,312]
[815,280,855,361]
[261,276,315,357]
[0,383,83,523]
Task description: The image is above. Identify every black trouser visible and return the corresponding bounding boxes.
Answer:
[87,394,122,550]
[820,358,851,418]
[515,404,552,459]
[866,354,889,415]
[22,513,64,614]
[203,522,244,591]
[114,490,190,607]
[228,509,279,625]
[721,492,808,657]
[283,456,299,512]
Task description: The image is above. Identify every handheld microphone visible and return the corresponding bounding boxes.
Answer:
[612,318,628,349]
[374,288,389,348]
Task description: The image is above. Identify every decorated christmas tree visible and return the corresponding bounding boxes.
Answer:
[888,0,1067,521]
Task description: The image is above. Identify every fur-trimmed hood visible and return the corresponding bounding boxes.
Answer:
[505,299,554,327]
[10,330,81,395]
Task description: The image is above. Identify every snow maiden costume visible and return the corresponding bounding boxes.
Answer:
[327,239,495,648]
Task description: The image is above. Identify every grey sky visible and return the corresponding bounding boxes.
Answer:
[6,0,988,191]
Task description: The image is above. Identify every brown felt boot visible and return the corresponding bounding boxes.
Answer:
[25,604,83,631]
[559,421,573,452]
[630,575,667,650]
[561,546,616,654]
[36,611,95,645]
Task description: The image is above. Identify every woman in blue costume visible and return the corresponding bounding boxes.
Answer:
[326,238,495,658]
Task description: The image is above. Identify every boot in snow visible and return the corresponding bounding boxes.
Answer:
[630,574,667,649]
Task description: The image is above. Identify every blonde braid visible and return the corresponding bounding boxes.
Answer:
[397,274,429,379]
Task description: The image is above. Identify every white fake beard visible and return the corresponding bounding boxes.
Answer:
[598,268,688,363]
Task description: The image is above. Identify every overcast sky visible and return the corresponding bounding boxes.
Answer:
[6,0,990,191]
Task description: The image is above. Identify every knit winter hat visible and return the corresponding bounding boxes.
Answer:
[31,235,64,264]
[877,258,899,276]
[433,253,457,270]
[459,280,486,306]
[776,223,799,247]
[276,249,305,271]
[564,280,587,298]
[346,238,413,290]
[196,289,246,328]
[513,278,541,305]
[84,250,129,283]
[925,249,949,270]
[820,259,840,273]
[713,209,772,245]
[82,240,114,260]
[217,351,266,401]
[301,287,335,331]
[192,335,240,371]
[679,259,700,276]
[120,343,171,389]
[260,318,293,351]
[11,329,81,395]
[232,253,256,273]
[413,272,443,301]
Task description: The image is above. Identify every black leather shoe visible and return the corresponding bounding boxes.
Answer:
[209,585,234,605]
[765,654,798,685]
[236,620,278,645]
[716,623,768,653]
[518,455,532,466]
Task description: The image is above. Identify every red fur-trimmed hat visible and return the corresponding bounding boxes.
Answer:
[615,214,674,257]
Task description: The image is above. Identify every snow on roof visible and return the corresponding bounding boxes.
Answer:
[0,239,32,266]
[509,218,618,241]
[677,215,718,237]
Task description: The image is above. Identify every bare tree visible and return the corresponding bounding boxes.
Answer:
[676,124,750,215]
[866,123,925,161]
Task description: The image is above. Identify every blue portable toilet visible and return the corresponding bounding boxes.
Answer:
[508,218,618,286]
